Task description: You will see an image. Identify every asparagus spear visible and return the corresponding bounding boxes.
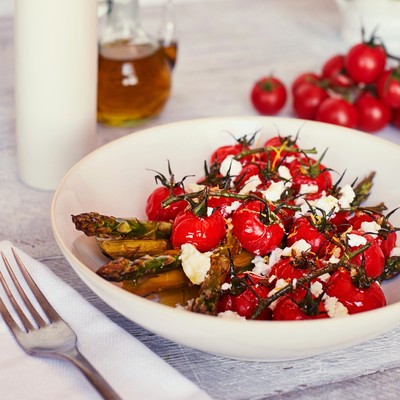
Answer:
[98,238,171,260]
[352,171,376,206]
[190,250,231,315]
[191,232,241,315]
[96,250,181,282]
[72,212,172,239]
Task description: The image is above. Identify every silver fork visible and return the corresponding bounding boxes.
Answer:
[0,248,121,400]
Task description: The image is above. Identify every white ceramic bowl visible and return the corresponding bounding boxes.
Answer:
[51,116,400,361]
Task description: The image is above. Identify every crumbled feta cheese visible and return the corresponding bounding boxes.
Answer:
[299,183,318,195]
[277,165,292,182]
[268,278,290,310]
[239,175,262,194]
[360,221,381,235]
[186,182,205,193]
[217,310,246,320]
[261,180,286,201]
[179,244,212,285]
[251,256,271,276]
[318,273,331,282]
[313,195,340,216]
[328,254,341,264]
[251,249,284,276]
[323,295,349,318]
[310,281,323,297]
[282,239,311,256]
[338,184,355,208]
[347,233,367,247]
[220,155,242,177]
[390,247,400,257]
[207,207,214,217]
[224,200,242,215]
[221,282,232,291]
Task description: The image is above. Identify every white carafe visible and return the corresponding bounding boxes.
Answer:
[14,0,98,190]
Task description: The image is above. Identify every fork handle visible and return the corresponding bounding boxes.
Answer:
[63,349,122,400]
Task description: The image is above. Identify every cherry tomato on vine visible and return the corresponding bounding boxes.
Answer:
[377,68,400,109]
[217,273,272,320]
[316,97,358,128]
[291,71,320,95]
[348,232,385,278]
[231,200,285,256]
[250,76,287,115]
[293,81,328,120]
[171,209,226,252]
[322,54,353,88]
[393,108,400,128]
[355,91,391,133]
[146,186,187,222]
[286,216,336,258]
[325,269,386,314]
[345,42,386,84]
[273,289,328,320]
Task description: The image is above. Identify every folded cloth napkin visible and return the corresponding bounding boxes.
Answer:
[0,241,212,400]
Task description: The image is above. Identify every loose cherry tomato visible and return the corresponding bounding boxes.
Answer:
[326,269,386,314]
[355,91,391,133]
[231,200,285,256]
[293,81,328,120]
[217,273,272,320]
[291,71,320,95]
[322,54,353,87]
[171,209,226,252]
[250,76,287,115]
[377,68,400,109]
[146,186,187,222]
[345,42,386,84]
[316,97,358,128]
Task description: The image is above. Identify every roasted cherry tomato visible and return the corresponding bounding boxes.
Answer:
[348,232,385,278]
[217,273,272,320]
[273,288,328,320]
[250,76,287,115]
[171,209,226,252]
[146,186,187,222]
[231,200,285,256]
[287,216,336,258]
[326,269,386,314]
[287,156,332,195]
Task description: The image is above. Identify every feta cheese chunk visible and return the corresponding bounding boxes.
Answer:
[282,239,312,257]
[239,174,262,194]
[179,243,212,285]
[347,233,367,247]
[220,155,242,177]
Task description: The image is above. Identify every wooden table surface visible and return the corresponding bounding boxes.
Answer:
[2,0,400,398]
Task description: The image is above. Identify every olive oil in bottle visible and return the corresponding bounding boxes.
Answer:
[97,0,173,127]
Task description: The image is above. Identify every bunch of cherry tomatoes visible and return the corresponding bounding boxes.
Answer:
[250,36,400,133]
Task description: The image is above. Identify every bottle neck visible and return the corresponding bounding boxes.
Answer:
[101,0,148,45]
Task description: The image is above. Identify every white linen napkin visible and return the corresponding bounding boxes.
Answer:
[0,241,212,400]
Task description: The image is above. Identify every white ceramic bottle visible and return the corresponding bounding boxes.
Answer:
[14,0,98,190]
